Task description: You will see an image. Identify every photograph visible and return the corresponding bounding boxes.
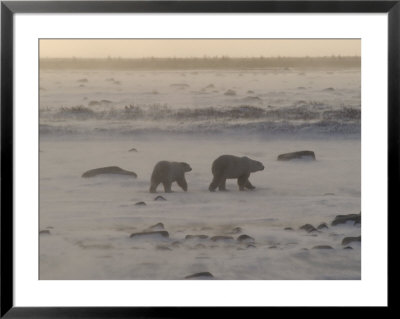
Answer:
[38,39,362,280]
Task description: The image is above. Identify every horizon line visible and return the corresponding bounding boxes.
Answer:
[40,55,361,59]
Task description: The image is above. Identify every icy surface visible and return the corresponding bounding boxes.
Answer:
[39,136,361,280]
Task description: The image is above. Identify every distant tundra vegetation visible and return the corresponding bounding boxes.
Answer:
[40,56,361,70]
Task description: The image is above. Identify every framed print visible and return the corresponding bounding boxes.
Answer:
[1,0,397,317]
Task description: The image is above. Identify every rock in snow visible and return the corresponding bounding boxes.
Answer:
[312,245,334,250]
[317,223,329,230]
[129,231,169,239]
[135,201,146,206]
[342,236,361,246]
[185,235,209,240]
[154,195,166,201]
[185,272,214,279]
[210,236,234,242]
[147,223,165,231]
[300,224,318,233]
[277,150,316,161]
[237,234,255,243]
[331,213,361,226]
[82,166,137,178]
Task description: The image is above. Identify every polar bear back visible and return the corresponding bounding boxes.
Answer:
[211,155,262,178]
[151,161,187,183]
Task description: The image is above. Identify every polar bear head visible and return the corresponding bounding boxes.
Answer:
[245,157,264,172]
[180,162,192,172]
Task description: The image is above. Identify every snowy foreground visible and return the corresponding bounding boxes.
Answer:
[39,135,361,280]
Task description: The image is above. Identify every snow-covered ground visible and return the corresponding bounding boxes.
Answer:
[39,68,361,136]
[39,135,360,280]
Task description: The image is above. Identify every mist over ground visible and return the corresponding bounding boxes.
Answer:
[40,56,361,70]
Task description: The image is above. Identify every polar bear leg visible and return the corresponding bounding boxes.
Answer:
[150,181,160,193]
[244,180,255,190]
[163,181,173,193]
[209,178,219,192]
[209,173,225,192]
[218,179,228,191]
[237,174,250,191]
[176,177,188,191]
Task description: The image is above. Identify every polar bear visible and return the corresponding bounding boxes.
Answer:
[150,161,192,193]
[208,155,264,192]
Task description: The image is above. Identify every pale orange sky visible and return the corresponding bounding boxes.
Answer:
[40,39,360,58]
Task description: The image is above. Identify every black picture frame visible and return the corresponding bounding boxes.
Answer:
[1,1,397,317]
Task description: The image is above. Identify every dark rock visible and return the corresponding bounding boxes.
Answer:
[284,227,294,231]
[185,272,214,279]
[317,223,329,230]
[237,234,255,243]
[155,245,172,251]
[171,241,182,248]
[39,230,51,235]
[135,201,146,206]
[243,96,262,102]
[299,224,318,233]
[129,231,169,239]
[154,195,166,201]
[323,87,335,91]
[82,166,137,178]
[77,78,88,83]
[231,227,242,234]
[210,236,234,242]
[331,213,361,226]
[88,100,100,106]
[269,245,277,249]
[247,243,256,249]
[148,223,164,230]
[185,235,209,240]
[341,236,361,246]
[312,245,334,250]
[128,148,138,152]
[343,246,353,250]
[224,89,236,96]
[170,83,190,88]
[277,150,316,161]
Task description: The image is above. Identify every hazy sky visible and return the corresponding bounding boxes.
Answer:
[40,39,360,58]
